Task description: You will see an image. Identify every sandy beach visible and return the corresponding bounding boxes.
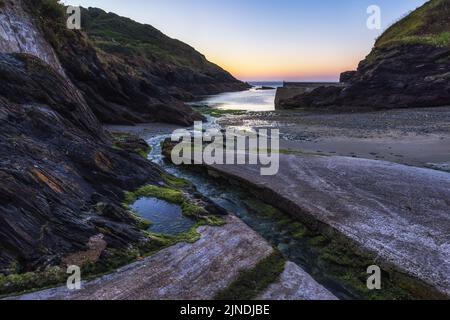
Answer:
[218,106,450,171]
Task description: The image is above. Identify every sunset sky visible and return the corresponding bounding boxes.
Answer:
[62,0,427,81]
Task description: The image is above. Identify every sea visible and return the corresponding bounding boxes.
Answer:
[194,81,283,112]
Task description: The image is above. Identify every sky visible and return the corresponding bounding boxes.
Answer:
[62,0,427,81]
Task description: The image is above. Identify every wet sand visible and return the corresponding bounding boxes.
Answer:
[218,106,450,171]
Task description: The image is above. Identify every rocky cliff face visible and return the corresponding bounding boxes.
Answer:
[23,2,249,125]
[0,0,64,74]
[0,0,231,283]
[278,0,450,110]
[0,53,163,274]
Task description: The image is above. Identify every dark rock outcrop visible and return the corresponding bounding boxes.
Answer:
[43,28,203,126]
[339,71,356,83]
[0,53,164,273]
[81,7,250,96]
[278,0,450,110]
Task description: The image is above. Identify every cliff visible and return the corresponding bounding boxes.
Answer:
[0,52,163,276]
[278,0,450,110]
[0,0,64,74]
[0,0,228,288]
[25,1,248,125]
[81,7,250,97]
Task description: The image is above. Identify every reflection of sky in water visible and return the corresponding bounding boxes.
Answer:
[131,197,195,235]
[196,82,282,112]
[145,134,358,299]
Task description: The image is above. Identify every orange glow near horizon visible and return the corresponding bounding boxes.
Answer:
[61,0,427,82]
[201,36,370,81]
[208,51,364,81]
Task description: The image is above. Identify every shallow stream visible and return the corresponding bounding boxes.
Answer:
[143,120,360,300]
[132,87,411,300]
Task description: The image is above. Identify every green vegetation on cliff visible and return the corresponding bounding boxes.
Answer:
[27,1,242,76]
[81,7,216,70]
[26,0,73,47]
[376,0,450,48]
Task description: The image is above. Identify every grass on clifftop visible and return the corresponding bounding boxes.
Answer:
[27,0,77,48]
[375,0,450,48]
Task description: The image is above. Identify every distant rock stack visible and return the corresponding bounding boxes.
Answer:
[275,82,345,109]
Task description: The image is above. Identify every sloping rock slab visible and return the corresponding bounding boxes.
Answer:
[8,216,275,300]
[258,262,337,300]
[206,156,450,298]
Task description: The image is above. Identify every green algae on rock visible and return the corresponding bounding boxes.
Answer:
[123,184,226,226]
[214,250,286,300]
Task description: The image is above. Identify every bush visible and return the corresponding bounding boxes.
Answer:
[34,0,65,20]
[26,0,71,48]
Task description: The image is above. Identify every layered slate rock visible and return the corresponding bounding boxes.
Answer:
[278,0,450,110]
[0,53,163,272]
